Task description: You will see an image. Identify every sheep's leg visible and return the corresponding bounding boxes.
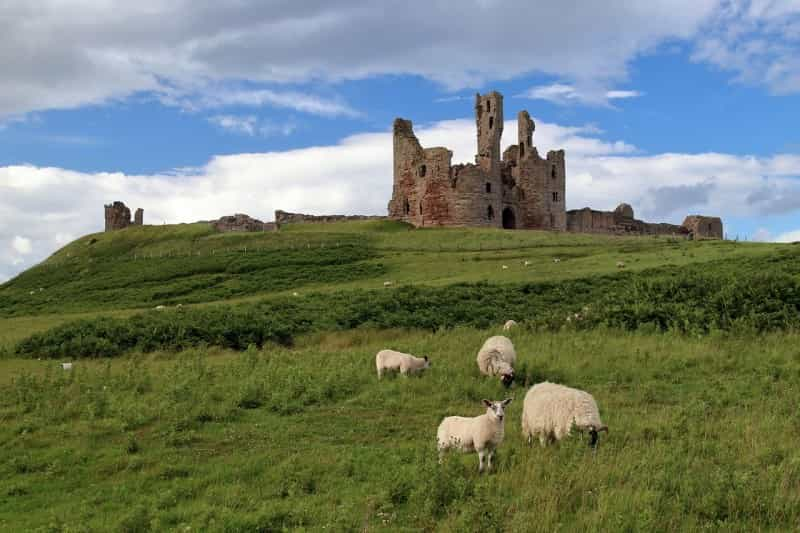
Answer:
[589,429,598,449]
[478,450,486,473]
[487,450,494,471]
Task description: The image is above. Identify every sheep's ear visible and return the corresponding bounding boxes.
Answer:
[502,398,513,406]
[482,399,492,407]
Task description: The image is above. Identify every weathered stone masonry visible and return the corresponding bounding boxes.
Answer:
[388,90,722,239]
[388,91,566,230]
[104,201,144,232]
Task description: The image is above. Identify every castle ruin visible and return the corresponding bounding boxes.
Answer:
[104,201,143,232]
[388,91,723,239]
[388,91,565,230]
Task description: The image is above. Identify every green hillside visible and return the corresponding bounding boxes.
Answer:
[1,223,800,530]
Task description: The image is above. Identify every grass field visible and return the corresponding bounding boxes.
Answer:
[0,222,798,531]
[2,328,800,531]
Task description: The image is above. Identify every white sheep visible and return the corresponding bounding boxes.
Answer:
[375,349,430,378]
[502,320,518,331]
[616,261,626,269]
[383,281,394,287]
[477,335,516,388]
[523,260,531,267]
[553,258,561,263]
[521,382,608,448]
[154,305,166,310]
[501,265,509,270]
[61,362,73,371]
[437,398,513,473]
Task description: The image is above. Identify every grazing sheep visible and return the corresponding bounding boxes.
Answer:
[437,398,513,473]
[383,281,394,287]
[375,349,430,378]
[154,305,166,310]
[523,260,531,267]
[503,320,518,332]
[61,362,73,371]
[501,265,509,270]
[521,382,608,448]
[616,261,626,269]
[292,292,300,297]
[553,258,561,263]
[477,336,516,388]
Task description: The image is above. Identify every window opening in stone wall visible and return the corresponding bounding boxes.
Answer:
[489,117,494,130]
[486,182,491,193]
[419,202,422,215]
[419,164,426,177]
[486,101,490,112]
[404,199,410,215]
[520,142,525,156]
[487,205,494,220]
[552,192,559,202]
[551,165,556,179]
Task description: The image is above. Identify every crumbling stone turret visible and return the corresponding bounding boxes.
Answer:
[104,201,144,231]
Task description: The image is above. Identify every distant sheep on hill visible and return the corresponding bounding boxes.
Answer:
[375,350,430,378]
[503,320,518,332]
[521,382,608,448]
[477,336,516,388]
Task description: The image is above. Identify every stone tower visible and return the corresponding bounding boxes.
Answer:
[475,92,503,176]
[104,201,144,231]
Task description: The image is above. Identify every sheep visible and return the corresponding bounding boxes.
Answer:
[553,258,561,263]
[437,398,513,473]
[292,292,300,297]
[502,319,518,331]
[501,265,509,270]
[375,349,430,379]
[477,335,516,388]
[616,261,626,269]
[61,362,73,371]
[154,305,166,310]
[383,281,394,287]
[521,382,608,449]
[523,260,531,267]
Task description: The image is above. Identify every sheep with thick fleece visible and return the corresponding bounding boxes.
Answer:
[375,349,430,378]
[437,398,512,472]
[503,320,518,331]
[477,335,516,388]
[521,382,608,448]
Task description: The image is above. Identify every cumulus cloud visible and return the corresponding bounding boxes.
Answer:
[12,236,32,255]
[518,84,644,106]
[2,116,799,282]
[693,0,800,93]
[0,0,720,118]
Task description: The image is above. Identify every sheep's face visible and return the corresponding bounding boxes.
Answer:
[500,372,514,388]
[482,398,513,422]
[422,356,430,370]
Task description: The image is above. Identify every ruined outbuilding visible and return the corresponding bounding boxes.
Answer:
[212,214,277,232]
[388,91,565,230]
[104,201,144,232]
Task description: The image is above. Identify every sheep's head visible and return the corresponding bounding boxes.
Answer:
[500,372,514,388]
[483,398,512,422]
[422,356,430,370]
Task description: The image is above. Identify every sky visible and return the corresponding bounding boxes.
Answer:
[2,0,800,282]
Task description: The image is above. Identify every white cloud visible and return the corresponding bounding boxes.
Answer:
[11,236,32,255]
[775,228,800,242]
[0,0,719,118]
[2,115,799,281]
[518,84,644,106]
[692,0,800,93]
[209,115,258,136]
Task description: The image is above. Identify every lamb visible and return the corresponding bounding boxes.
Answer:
[437,398,513,473]
[502,320,518,332]
[616,261,626,269]
[521,382,608,448]
[375,349,430,378]
[476,335,516,388]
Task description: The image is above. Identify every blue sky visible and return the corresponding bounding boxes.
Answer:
[2,0,800,281]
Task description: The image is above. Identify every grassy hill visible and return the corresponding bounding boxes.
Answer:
[1,222,799,530]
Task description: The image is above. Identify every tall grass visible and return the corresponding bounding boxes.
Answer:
[2,329,799,530]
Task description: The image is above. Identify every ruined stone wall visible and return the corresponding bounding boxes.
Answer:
[212,214,275,232]
[104,201,143,231]
[682,216,723,239]
[274,210,386,226]
[567,203,700,237]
